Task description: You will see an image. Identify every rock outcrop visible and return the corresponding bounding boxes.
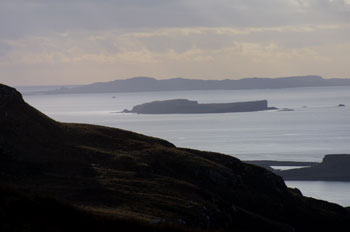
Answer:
[0,84,24,108]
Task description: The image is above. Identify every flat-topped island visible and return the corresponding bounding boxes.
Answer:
[123,99,273,114]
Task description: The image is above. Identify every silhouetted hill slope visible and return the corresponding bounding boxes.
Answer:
[279,154,350,181]
[44,75,350,94]
[1,84,350,231]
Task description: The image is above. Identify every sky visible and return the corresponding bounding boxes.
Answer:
[1,0,350,86]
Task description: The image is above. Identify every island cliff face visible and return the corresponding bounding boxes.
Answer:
[1,84,350,231]
[123,99,269,114]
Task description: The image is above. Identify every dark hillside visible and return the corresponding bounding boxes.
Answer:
[0,184,192,232]
[1,84,350,231]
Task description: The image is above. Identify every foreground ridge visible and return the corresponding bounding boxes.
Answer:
[1,83,350,231]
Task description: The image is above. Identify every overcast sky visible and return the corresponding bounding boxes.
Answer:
[1,0,350,85]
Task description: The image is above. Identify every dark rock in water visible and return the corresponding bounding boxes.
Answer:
[278,154,350,181]
[338,104,346,107]
[278,108,294,112]
[123,99,270,114]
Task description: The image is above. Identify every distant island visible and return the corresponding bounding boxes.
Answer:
[36,75,350,95]
[122,99,273,114]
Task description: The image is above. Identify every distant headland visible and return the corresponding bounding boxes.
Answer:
[29,75,350,95]
[278,154,350,181]
[122,99,274,114]
[248,154,350,181]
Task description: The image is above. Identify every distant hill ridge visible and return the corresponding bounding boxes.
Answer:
[44,75,350,94]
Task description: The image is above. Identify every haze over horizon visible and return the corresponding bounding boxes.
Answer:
[1,0,350,86]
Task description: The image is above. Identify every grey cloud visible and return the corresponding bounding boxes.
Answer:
[0,0,208,39]
[0,41,11,57]
[1,0,350,40]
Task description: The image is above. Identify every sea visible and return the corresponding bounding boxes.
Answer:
[20,86,350,206]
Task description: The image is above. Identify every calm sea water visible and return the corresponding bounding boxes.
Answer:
[22,86,350,206]
[286,181,350,206]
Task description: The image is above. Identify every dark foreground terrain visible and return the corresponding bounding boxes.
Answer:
[1,84,350,231]
[0,184,191,232]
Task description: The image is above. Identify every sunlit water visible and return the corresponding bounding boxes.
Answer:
[21,86,350,206]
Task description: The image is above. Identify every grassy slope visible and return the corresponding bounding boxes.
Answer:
[1,84,350,231]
